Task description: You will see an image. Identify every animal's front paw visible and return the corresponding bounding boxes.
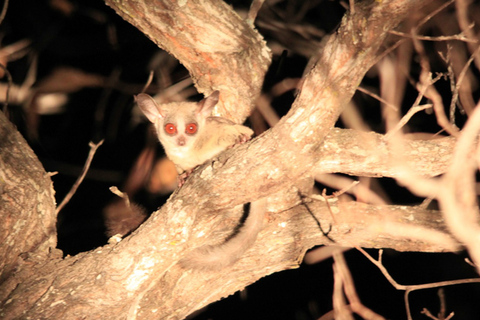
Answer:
[228,133,251,149]
[237,133,251,145]
[177,169,194,187]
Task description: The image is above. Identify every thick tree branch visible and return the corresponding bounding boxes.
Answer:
[318,129,455,178]
[174,0,437,207]
[104,0,271,123]
[0,112,57,277]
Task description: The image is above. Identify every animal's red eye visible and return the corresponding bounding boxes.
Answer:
[164,123,177,135]
[185,123,197,134]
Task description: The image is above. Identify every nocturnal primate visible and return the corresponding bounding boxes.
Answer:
[135,91,266,270]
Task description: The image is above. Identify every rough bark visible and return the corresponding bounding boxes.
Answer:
[0,112,57,281]
[104,0,271,123]
[318,129,455,178]
[0,0,457,319]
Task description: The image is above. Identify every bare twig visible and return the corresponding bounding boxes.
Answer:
[421,308,440,320]
[304,246,351,265]
[378,57,401,132]
[456,0,480,71]
[357,248,480,320]
[315,173,387,205]
[0,39,31,62]
[404,0,460,136]
[411,29,460,136]
[449,46,480,119]
[438,288,447,320]
[389,28,477,43]
[0,63,12,114]
[0,0,8,26]
[256,78,299,127]
[418,0,455,28]
[439,46,458,122]
[384,104,432,139]
[372,38,408,70]
[340,100,373,132]
[333,251,386,320]
[357,86,398,111]
[109,186,131,208]
[247,0,265,25]
[333,254,355,320]
[421,306,455,320]
[322,189,338,224]
[349,0,355,15]
[56,140,105,215]
[152,77,194,104]
[140,70,154,94]
[256,94,281,127]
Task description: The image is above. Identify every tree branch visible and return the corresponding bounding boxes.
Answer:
[104,0,271,123]
[0,111,57,276]
[318,129,455,178]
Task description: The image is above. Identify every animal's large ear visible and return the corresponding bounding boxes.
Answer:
[197,90,219,117]
[135,93,164,123]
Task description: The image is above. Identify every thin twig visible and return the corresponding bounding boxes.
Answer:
[329,180,360,199]
[332,254,355,320]
[438,288,446,319]
[357,86,398,111]
[389,28,477,43]
[456,0,480,71]
[56,140,105,215]
[247,0,265,25]
[421,308,438,320]
[140,70,154,94]
[299,191,335,242]
[439,46,458,122]
[0,63,12,115]
[449,46,480,119]
[349,0,355,15]
[153,77,193,103]
[411,25,460,136]
[384,72,441,140]
[322,189,338,225]
[417,0,455,28]
[357,247,480,320]
[402,0,460,136]
[256,78,299,127]
[109,186,131,208]
[384,104,432,139]
[372,38,408,70]
[0,0,9,26]
[0,39,31,62]
[333,251,386,320]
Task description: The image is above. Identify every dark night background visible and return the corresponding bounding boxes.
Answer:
[2,0,480,319]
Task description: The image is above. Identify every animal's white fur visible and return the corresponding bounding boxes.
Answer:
[136,91,265,270]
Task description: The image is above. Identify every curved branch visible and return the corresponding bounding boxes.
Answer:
[104,0,271,123]
[0,111,57,277]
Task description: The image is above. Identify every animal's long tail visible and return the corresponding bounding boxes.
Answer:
[179,198,267,270]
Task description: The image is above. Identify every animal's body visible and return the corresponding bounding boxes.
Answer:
[136,91,265,270]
